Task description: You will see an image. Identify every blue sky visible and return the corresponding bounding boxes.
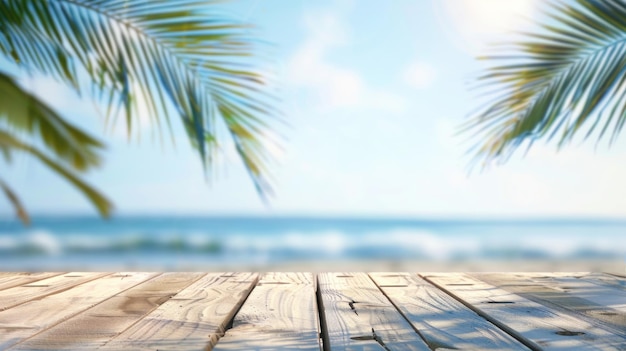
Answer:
[3,0,626,218]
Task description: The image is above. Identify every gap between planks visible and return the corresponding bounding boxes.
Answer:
[317,272,431,350]
[2,272,625,351]
[0,272,157,349]
[369,272,531,351]
[213,272,321,350]
[0,272,65,292]
[423,273,626,351]
[99,272,259,351]
[470,272,626,337]
[9,272,207,350]
[0,272,112,312]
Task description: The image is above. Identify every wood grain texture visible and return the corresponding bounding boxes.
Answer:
[0,272,63,292]
[10,272,205,350]
[0,272,155,349]
[0,272,109,311]
[472,272,626,334]
[576,273,626,291]
[424,273,626,351]
[497,272,626,291]
[370,272,530,350]
[0,271,623,350]
[213,272,321,351]
[99,272,258,351]
[318,272,430,351]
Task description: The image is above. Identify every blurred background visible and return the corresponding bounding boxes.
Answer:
[1,0,625,272]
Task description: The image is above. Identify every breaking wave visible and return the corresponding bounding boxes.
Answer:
[1,223,624,263]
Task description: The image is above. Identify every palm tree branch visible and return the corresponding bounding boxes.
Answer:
[0,129,113,217]
[0,177,30,225]
[468,0,626,165]
[0,0,278,195]
[0,71,104,170]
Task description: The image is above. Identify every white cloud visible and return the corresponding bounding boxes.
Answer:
[287,11,407,112]
[404,61,437,89]
[367,89,409,113]
[325,69,364,108]
[433,0,540,54]
[287,12,360,108]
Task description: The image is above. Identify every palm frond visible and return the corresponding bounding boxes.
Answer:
[466,0,626,166]
[0,0,278,195]
[0,178,30,225]
[0,129,113,219]
[0,71,104,170]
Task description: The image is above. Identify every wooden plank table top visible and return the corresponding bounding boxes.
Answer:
[0,272,624,350]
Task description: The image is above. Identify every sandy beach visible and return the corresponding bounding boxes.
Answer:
[67,258,626,275]
[256,258,626,274]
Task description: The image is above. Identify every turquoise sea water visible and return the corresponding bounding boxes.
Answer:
[0,216,624,270]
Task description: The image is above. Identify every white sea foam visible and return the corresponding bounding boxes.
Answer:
[282,231,347,255]
[214,227,626,260]
[360,229,483,259]
[223,229,484,260]
[3,219,625,265]
[28,230,61,255]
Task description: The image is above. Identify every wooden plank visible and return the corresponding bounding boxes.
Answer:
[100,272,258,351]
[0,272,63,292]
[0,272,109,311]
[213,272,321,350]
[318,272,430,351]
[0,272,155,349]
[474,273,626,310]
[369,272,530,350]
[579,272,626,290]
[10,272,205,350]
[472,272,626,334]
[610,272,626,279]
[424,273,626,350]
[501,272,626,291]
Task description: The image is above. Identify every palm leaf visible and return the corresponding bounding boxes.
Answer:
[0,70,109,223]
[0,0,278,195]
[466,0,626,166]
[0,71,104,171]
[0,129,113,220]
[0,178,30,225]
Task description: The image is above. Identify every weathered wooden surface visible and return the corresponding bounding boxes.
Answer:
[214,272,321,350]
[100,272,258,351]
[0,272,155,349]
[0,272,109,311]
[318,272,431,350]
[424,273,626,350]
[370,272,529,350]
[0,272,624,350]
[472,272,626,334]
[0,272,63,292]
[11,272,205,350]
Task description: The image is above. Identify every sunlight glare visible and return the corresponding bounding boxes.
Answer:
[434,0,538,54]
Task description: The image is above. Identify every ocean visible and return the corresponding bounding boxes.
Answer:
[0,216,625,271]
